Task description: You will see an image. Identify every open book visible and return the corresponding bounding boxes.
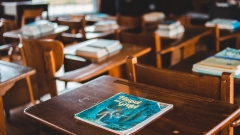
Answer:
[75,92,173,135]
[22,20,55,36]
[94,20,119,32]
[75,39,123,58]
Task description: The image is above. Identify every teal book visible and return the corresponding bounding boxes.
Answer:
[214,47,240,60]
[74,92,173,135]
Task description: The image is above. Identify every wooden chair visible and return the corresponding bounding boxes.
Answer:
[2,37,91,120]
[126,56,236,135]
[21,8,43,27]
[57,16,87,44]
[0,18,20,62]
[116,15,146,30]
[19,38,66,98]
[115,29,171,68]
[1,18,17,44]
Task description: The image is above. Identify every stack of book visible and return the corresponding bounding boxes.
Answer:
[94,20,119,32]
[75,39,123,59]
[205,18,240,30]
[192,47,240,78]
[155,20,185,37]
[22,20,55,36]
[143,12,165,22]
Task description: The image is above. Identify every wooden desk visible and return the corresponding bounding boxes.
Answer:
[61,40,151,82]
[0,60,35,135]
[216,28,240,50]
[143,25,212,59]
[3,25,69,40]
[168,51,214,73]
[24,75,240,135]
[1,1,49,28]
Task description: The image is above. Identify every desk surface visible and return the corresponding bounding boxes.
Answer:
[24,75,240,135]
[61,40,151,82]
[3,25,69,39]
[0,60,35,135]
[0,60,35,96]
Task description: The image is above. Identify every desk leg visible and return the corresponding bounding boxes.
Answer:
[183,39,198,59]
[0,96,7,135]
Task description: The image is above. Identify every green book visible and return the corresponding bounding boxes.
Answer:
[75,92,173,135]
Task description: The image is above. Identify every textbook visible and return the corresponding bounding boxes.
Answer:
[94,20,119,32]
[155,25,185,37]
[75,39,122,58]
[75,92,173,135]
[143,12,165,22]
[200,56,240,70]
[192,47,240,78]
[205,18,240,30]
[158,20,181,30]
[192,63,240,78]
[22,20,54,36]
[214,47,240,60]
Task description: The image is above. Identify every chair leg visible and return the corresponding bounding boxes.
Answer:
[25,77,36,105]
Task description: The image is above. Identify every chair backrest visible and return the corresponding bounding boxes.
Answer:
[126,56,235,135]
[126,56,234,103]
[20,38,64,97]
[57,16,86,43]
[21,8,43,27]
[1,18,17,44]
[115,28,163,68]
[116,15,146,30]
[177,15,191,26]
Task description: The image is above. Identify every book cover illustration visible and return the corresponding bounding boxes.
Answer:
[75,92,173,135]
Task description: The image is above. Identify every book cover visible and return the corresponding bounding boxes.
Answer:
[75,92,173,135]
[214,47,240,60]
